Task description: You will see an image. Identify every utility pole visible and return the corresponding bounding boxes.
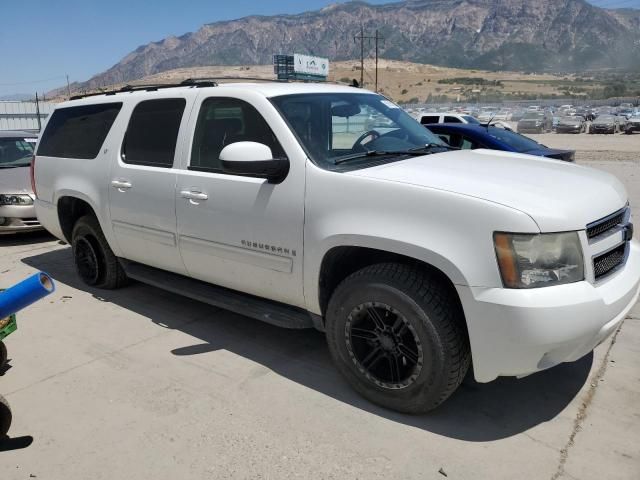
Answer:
[354,27,384,91]
[374,30,385,92]
[66,74,71,98]
[354,26,365,87]
[35,92,42,132]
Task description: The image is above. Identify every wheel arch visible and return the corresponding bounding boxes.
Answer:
[313,239,468,319]
[56,194,100,243]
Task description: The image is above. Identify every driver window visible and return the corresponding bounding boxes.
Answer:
[190,98,285,172]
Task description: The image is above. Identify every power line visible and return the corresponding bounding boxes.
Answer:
[0,75,67,87]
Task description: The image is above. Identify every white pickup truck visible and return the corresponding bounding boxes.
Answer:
[33,81,639,413]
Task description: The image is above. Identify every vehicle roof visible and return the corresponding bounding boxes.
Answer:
[58,82,375,108]
[0,130,38,138]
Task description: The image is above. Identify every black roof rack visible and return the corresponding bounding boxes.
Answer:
[69,79,217,101]
[68,76,355,101]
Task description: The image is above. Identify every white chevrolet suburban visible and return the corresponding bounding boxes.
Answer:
[33,81,639,413]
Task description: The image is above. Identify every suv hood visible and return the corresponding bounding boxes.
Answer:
[349,149,626,232]
[0,166,32,194]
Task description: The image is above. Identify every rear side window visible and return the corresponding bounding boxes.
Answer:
[122,98,186,167]
[420,115,439,125]
[37,103,122,159]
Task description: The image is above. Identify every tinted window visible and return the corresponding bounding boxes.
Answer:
[444,116,462,123]
[190,98,285,172]
[487,127,541,152]
[420,115,439,124]
[37,103,122,159]
[122,98,186,167]
[462,115,480,124]
[0,137,36,167]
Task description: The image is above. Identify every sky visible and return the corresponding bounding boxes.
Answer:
[1,0,639,97]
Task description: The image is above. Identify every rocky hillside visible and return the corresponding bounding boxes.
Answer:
[67,0,640,92]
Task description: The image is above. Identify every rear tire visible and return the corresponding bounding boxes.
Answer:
[0,394,11,439]
[325,263,471,414]
[71,215,127,289]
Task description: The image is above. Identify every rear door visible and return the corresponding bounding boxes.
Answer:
[108,95,192,274]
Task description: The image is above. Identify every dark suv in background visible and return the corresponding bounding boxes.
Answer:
[517,111,553,133]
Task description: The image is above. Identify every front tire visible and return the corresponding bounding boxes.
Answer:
[0,394,11,439]
[71,215,127,289]
[325,263,471,414]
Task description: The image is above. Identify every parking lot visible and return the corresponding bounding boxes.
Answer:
[0,134,639,479]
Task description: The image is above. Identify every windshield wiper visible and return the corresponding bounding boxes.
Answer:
[334,144,457,165]
[407,143,459,153]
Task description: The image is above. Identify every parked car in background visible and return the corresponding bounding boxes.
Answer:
[556,116,586,134]
[517,111,553,133]
[0,130,42,234]
[425,123,575,161]
[416,112,481,125]
[590,115,620,134]
[624,114,640,134]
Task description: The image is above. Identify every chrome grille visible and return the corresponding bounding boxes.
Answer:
[593,244,627,279]
[587,208,626,239]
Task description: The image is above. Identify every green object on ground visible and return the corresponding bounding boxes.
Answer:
[0,314,17,341]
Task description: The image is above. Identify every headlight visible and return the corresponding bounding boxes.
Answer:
[494,232,584,288]
[0,194,34,206]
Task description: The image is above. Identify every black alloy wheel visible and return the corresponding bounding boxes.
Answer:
[74,236,102,285]
[345,302,423,390]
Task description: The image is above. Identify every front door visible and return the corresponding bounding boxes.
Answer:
[109,96,191,275]
[175,94,305,307]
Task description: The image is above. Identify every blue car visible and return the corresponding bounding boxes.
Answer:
[425,123,575,162]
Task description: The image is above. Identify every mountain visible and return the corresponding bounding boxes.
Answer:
[66,0,640,92]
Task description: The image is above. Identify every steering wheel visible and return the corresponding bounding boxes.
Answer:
[353,130,381,150]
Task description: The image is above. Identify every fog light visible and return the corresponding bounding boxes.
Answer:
[0,217,6,226]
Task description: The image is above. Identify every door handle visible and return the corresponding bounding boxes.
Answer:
[180,190,208,201]
[111,180,132,190]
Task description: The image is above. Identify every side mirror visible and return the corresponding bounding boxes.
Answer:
[220,142,289,184]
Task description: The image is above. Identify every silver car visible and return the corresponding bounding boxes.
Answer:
[0,130,41,234]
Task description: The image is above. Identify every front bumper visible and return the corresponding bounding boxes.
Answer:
[556,126,582,133]
[591,126,615,133]
[0,204,42,234]
[457,240,640,383]
[518,125,543,133]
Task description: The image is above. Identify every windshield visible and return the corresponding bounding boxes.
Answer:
[271,93,446,170]
[0,137,36,168]
[486,127,542,152]
[560,116,580,123]
[522,112,544,120]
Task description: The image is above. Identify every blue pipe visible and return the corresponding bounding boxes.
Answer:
[0,272,55,319]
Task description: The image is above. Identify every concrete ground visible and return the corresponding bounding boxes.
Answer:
[0,137,639,479]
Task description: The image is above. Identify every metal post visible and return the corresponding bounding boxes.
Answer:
[375,30,379,92]
[66,74,71,98]
[360,25,364,87]
[35,92,42,132]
